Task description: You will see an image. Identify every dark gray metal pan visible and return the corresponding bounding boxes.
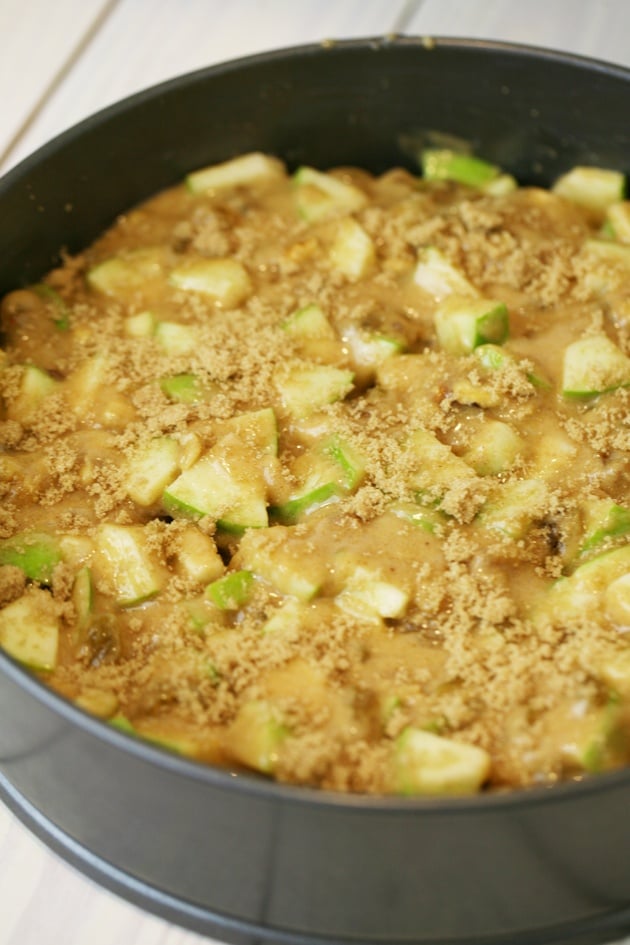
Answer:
[1,36,630,945]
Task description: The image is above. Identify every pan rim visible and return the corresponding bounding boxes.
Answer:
[3,640,630,814]
[1,32,630,195]
[2,33,630,818]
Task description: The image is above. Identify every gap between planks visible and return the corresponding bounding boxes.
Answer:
[0,0,121,172]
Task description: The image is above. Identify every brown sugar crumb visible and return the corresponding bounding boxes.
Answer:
[0,504,18,538]
[2,153,630,797]
[0,565,26,605]
[439,477,490,524]
[0,420,23,448]
[564,388,630,455]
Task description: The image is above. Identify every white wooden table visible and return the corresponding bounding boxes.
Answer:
[2,2,630,942]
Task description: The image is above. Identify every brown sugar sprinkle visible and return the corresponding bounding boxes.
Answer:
[2,152,630,796]
[0,565,25,606]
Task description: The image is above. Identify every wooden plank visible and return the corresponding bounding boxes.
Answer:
[0,0,113,166]
[5,0,414,171]
[406,0,630,67]
[0,803,209,944]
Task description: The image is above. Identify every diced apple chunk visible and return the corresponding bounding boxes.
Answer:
[262,599,305,636]
[552,166,625,214]
[530,428,578,481]
[463,420,523,475]
[534,545,630,625]
[584,238,630,263]
[280,303,343,363]
[65,354,135,428]
[0,531,62,584]
[0,589,60,671]
[435,296,509,355]
[154,321,196,355]
[160,373,214,404]
[126,437,181,506]
[75,686,118,719]
[474,344,512,371]
[599,650,630,695]
[336,566,410,621]
[124,310,156,337]
[186,152,285,193]
[219,407,278,456]
[562,334,630,397]
[404,429,474,490]
[322,436,366,490]
[414,246,476,301]
[93,524,164,607]
[163,436,268,532]
[236,529,325,600]
[272,435,365,524]
[343,323,403,379]
[7,365,59,422]
[271,483,339,525]
[606,201,630,243]
[581,239,630,295]
[389,500,447,535]
[169,258,252,307]
[174,526,224,585]
[225,700,288,774]
[57,534,94,569]
[483,174,518,196]
[392,727,490,795]
[274,364,354,418]
[87,248,165,296]
[282,303,336,340]
[478,479,549,540]
[206,570,255,610]
[421,149,500,189]
[604,572,630,628]
[293,166,367,222]
[580,499,630,553]
[329,217,375,280]
[559,703,625,773]
[72,566,93,636]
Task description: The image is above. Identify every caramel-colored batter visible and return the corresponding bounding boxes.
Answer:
[1,154,630,794]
